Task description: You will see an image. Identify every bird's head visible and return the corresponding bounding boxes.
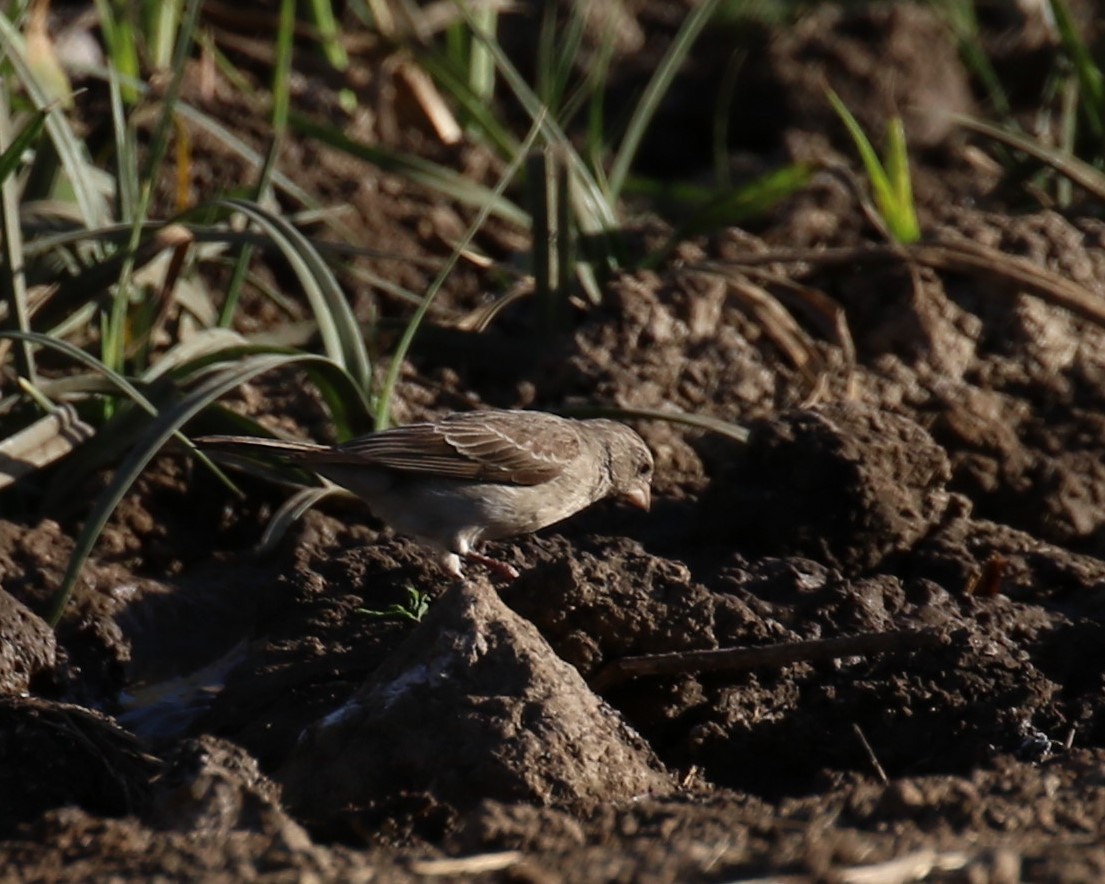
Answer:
[596,421,654,512]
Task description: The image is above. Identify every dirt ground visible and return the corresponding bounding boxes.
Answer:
[5,1,1105,881]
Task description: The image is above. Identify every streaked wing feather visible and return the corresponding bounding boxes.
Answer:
[442,414,579,484]
[322,411,580,485]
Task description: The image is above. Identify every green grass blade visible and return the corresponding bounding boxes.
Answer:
[173,100,319,209]
[608,0,722,199]
[453,0,623,279]
[306,0,349,71]
[642,163,813,262]
[0,84,37,382]
[213,198,374,396]
[374,114,543,429]
[219,0,294,329]
[145,0,184,70]
[288,109,529,227]
[272,0,295,138]
[138,0,202,190]
[155,340,374,440]
[102,0,202,374]
[0,12,109,229]
[467,5,496,102]
[106,60,138,221]
[0,329,168,418]
[92,0,140,103]
[827,89,892,202]
[44,351,352,625]
[535,0,585,115]
[1049,0,1104,140]
[882,117,920,243]
[827,89,918,243]
[0,100,48,183]
[455,2,618,234]
[257,485,341,555]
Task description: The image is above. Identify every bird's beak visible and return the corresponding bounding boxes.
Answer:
[624,483,651,512]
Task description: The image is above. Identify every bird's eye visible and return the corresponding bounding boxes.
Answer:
[638,461,652,476]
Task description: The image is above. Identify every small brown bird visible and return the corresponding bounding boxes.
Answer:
[196,409,653,578]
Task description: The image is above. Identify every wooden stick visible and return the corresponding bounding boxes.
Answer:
[591,628,951,690]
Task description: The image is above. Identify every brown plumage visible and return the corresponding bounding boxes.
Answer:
[196,409,654,578]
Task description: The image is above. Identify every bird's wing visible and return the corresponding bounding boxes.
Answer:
[317,411,581,485]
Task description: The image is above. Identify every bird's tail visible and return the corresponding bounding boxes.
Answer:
[193,435,330,460]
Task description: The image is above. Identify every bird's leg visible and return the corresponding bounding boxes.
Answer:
[441,552,465,579]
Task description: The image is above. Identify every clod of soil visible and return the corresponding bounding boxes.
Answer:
[147,735,301,839]
[504,541,712,673]
[0,696,161,837]
[766,3,974,150]
[0,588,57,694]
[698,402,952,572]
[280,578,673,829]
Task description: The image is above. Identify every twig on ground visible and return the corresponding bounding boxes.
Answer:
[837,848,971,884]
[591,628,952,690]
[852,722,889,785]
[408,851,524,876]
[702,237,1105,330]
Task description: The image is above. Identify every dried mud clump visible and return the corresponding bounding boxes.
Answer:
[503,541,719,677]
[699,402,952,572]
[0,588,57,695]
[0,697,161,837]
[147,735,300,838]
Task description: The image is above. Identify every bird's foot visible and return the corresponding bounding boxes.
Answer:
[463,550,520,581]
